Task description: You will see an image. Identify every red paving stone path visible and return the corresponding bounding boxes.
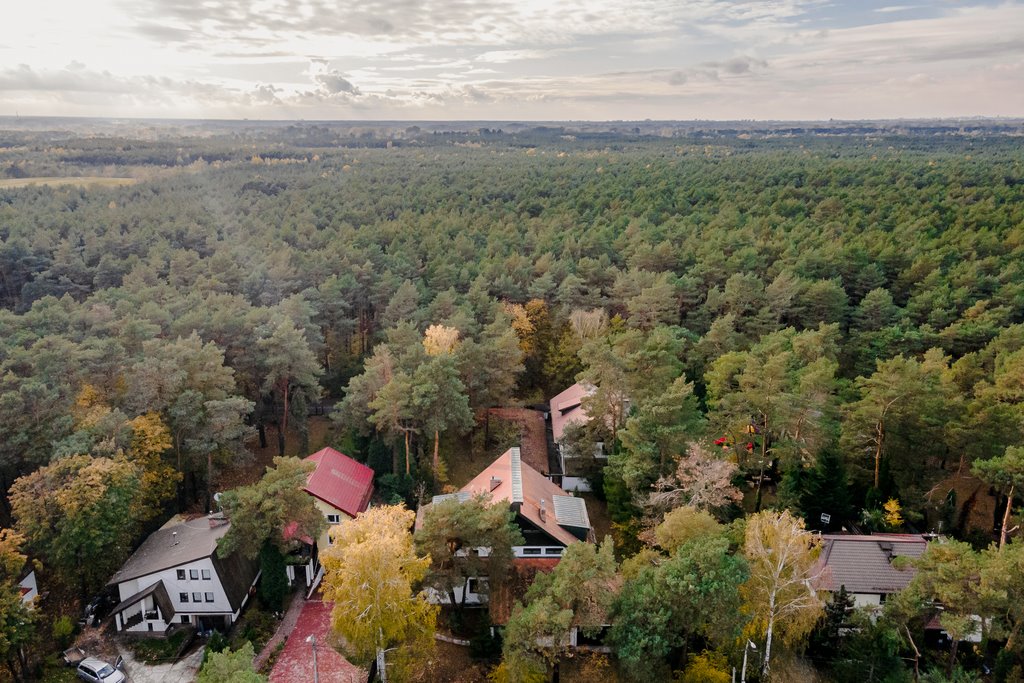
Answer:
[254,591,305,672]
[268,599,365,683]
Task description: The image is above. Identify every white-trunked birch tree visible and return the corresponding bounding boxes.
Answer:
[740,509,824,680]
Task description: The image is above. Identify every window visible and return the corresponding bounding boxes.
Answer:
[177,569,186,580]
[181,616,190,624]
[205,593,215,603]
[544,548,563,556]
[179,593,189,603]
[201,569,211,580]
[189,569,199,580]
[192,592,202,602]
[522,548,541,555]
[326,514,341,524]
[467,578,482,593]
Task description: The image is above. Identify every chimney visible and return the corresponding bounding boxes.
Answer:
[171,532,178,546]
[539,499,547,523]
[490,476,502,492]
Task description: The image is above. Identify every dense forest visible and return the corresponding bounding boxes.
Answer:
[0,122,1022,681]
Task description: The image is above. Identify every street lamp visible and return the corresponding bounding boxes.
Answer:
[306,634,319,683]
[741,640,757,683]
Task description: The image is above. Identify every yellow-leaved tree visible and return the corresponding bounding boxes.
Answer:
[740,509,824,680]
[321,505,437,683]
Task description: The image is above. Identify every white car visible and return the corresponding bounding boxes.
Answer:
[76,657,126,683]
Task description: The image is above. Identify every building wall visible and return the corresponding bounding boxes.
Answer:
[310,496,354,548]
[115,557,236,633]
[849,592,883,608]
[18,570,37,606]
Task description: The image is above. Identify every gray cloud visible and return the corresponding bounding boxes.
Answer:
[315,71,360,95]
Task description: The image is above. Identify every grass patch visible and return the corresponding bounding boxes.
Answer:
[128,629,190,664]
[0,177,136,189]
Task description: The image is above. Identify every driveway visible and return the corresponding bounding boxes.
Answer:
[269,599,364,683]
[114,643,205,683]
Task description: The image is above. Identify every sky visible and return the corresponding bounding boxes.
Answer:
[1,0,1022,121]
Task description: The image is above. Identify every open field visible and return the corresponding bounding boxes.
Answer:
[0,176,136,188]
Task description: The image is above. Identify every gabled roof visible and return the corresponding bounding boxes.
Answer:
[303,447,375,518]
[817,533,929,595]
[550,383,594,443]
[110,581,175,624]
[459,447,592,547]
[107,515,231,586]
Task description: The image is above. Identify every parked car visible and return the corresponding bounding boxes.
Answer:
[76,657,125,683]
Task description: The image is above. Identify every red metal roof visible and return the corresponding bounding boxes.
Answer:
[303,447,374,518]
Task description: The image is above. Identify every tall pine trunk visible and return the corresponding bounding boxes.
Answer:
[433,430,440,477]
[1000,485,1014,549]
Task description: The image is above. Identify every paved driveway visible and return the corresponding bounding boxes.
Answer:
[114,643,205,683]
[269,600,364,683]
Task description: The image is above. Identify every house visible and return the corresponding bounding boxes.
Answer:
[17,564,38,607]
[302,447,375,549]
[815,533,930,608]
[550,382,621,492]
[107,514,260,635]
[415,447,594,605]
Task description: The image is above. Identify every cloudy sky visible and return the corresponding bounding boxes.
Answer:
[2,0,1022,120]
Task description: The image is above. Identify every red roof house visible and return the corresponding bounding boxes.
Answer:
[304,447,375,518]
[303,448,374,550]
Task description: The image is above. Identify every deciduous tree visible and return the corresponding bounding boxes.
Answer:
[322,505,437,683]
[740,509,825,679]
[414,494,523,610]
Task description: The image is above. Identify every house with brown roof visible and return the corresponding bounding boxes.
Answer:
[415,447,594,605]
[816,533,930,608]
[106,514,259,635]
[549,382,627,492]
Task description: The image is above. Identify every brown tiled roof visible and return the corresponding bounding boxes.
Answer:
[460,448,589,547]
[550,383,593,443]
[817,534,928,595]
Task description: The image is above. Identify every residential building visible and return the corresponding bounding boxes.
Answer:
[107,514,259,635]
[17,564,37,607]
[415,446,594,605]
[549,382,627,491]
[816,533,929,608]
[302,447,375,548]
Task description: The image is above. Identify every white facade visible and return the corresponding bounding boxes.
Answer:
[17,570,37,607]
[113,557,255,633]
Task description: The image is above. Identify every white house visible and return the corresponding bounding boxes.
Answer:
[106,514,260,635]
[17,565,38,607]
